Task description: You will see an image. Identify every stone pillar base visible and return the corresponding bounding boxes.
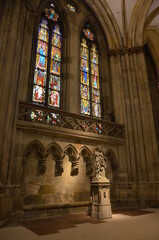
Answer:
[91,177,112,219]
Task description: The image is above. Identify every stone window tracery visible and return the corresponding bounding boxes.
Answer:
[32,4,62,109]
[80,26,101,118]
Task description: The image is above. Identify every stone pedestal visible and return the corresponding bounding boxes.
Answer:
[91,177,112,219]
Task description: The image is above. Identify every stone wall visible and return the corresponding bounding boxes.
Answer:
[0,0,159,226]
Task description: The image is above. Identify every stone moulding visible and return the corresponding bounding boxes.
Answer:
[109,46,145,56]
[18,102,125,139]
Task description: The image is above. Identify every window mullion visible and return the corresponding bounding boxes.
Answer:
[89,45,92,116]
[45,25,52,106]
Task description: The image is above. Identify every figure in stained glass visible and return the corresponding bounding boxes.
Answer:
[49,90,59,107]
[51,60,60,75]
[50,75,60,90]
[36,54,47,70]
[34,69,46,87]
[51,46,61,61]
[38,40,47,56]
[81,85,90,100]
[33,13,62,108]
[33,85,45,103]
[52,34,61,48]
[39,27,48,42]
[92,88,100,103]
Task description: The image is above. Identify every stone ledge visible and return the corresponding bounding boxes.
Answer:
[23,201,91,210]
[17,120,125,145]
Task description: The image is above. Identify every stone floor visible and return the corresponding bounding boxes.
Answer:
[0,208,159,240]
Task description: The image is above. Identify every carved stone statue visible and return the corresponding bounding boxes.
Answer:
[93,145,107,180]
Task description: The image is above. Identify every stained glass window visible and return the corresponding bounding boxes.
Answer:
[67,4,76,13]
[80,29,101,118]
[32,5,62,110]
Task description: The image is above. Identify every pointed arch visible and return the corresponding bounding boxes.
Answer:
[23,140,45,159]
[83,0,123,48]
[105,149,118,169]
[79,146,93,176]
[63,144,78,176]
[31,4,63,109]
[23,140,46,175]
[45,142,62,159]
[45,142,63,176]
[128,0,153,46]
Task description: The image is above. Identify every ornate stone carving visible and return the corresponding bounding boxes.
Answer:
[18,102,124,139]
[109,46,145,56]
[93,145,108,181]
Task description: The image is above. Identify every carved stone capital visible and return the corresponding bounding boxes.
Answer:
[109,46,145,56]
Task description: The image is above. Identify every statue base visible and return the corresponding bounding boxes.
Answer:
[91,177,112,219]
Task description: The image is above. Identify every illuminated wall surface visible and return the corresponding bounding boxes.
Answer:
[0,0,159,225]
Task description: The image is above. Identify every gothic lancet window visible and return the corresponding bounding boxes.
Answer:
[32,4,62,109]
[80,27,101,118]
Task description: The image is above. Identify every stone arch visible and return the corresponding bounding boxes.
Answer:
[105,149,118,170]
[144,7,159,30]
[105,149,118,199]
[83,0,123,49]
[144,27,159,75]
[63,144,78,176]
[45,142,63,176]
[128,0,153,46]
[23,140,46,176]
[79,146,93,176]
